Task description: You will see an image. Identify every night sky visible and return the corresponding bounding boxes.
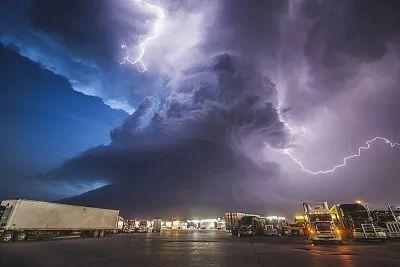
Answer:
[1,0,400,218]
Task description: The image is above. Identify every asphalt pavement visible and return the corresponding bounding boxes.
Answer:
[1,230,399,267]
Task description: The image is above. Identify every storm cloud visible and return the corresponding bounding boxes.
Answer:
[43,53,290,217]
[2,0,400,217]
[0,0,211,112]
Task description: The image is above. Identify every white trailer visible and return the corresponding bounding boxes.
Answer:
[0,199,119,242]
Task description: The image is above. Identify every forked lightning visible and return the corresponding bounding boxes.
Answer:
[119,0,165,72]
[285,136,400,175]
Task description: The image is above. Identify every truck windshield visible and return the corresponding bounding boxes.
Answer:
[309,214,332,222]
[240,217,254,226]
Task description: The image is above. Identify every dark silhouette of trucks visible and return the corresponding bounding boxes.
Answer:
[225,212,264,237]
[330,203,386,241]
[237,216,265,237]
[371,204,400,239]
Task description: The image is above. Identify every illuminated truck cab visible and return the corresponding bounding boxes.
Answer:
[303,202,341,243]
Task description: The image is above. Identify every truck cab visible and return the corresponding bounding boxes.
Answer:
[0,201,17,242]
[152,219,162,232]
[136,220,149,233]
[238,216,264,237]
[303,202,341,243]
[125,220,136,233]
[331,203,386,241]
[0,205,7,227]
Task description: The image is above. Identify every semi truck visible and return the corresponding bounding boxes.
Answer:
[225,212,261,236]
[371,205,400,239]
[303,202,341,243]
[264,216,287,236]
[330,203,386,241]
[285,222,305,236]
[237,215,265,237]
[0,199,120,242]
[135,220,149,233]
[125,220,136,233]
[152,219,162,232]
[117,216,127,233]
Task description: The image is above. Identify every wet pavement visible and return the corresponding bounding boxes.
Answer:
[1,230,399,267]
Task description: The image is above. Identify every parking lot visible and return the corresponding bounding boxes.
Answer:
[1,230,400,267]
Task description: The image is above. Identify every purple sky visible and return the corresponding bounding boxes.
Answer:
[1,0,400,218]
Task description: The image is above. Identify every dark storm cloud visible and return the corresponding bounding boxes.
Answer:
[274,0,400,211]
[303,0,400,62]
[0,0,165,112]
[27,0,147,68]
[39,53,289,216]
[203,0,289,65]
[282,0,400,119]
[5,0,400,216]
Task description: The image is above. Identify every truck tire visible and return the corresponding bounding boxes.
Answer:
[92,230,100,238]
[15,231,27,242]
[99,230,105,237]
[1,231,13,243]
[80,231,89,238]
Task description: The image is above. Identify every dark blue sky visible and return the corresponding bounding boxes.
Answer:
[0,44,127,200]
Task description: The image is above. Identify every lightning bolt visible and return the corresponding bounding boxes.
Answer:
[119,0,165,72]
[284,136,400,175]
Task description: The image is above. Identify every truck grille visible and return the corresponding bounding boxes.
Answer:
[316,223,331,231]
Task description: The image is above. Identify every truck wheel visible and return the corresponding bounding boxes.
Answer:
[92,230,100,238]
[15,231,27,242]
[80,231,89,238]
[99,230,105,237]
[1,232,13,243]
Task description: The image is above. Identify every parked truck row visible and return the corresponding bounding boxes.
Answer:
[225,212,287,237]
[2,199,399,244]
[124,219,162,233]
[225,201,400,244]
